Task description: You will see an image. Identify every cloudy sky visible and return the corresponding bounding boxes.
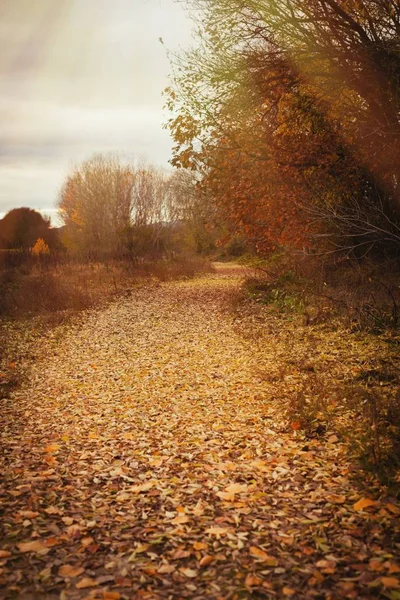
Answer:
[0,0,194,222]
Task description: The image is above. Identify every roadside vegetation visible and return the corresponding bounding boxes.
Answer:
[164,0,400,486]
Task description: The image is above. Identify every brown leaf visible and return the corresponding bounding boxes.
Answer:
[0,550,11,558]
[44,506,62,515]
[114,576,132,587]
[179,567,198,578]
[66,524,82,539]
[199,555,215,567]
[193,541,208,550]
[170,514,189,525]
[225,482,247,494]
[245,573,262,587]
[17,540,48,554]
[75,577,98,589]
[327,494,346,505]
[58,565,85,578]
[205,526,229,536]
[130,480,156,493]
[157,564,175,574]
[380,577,400,588]
[250,546,278,566]
[19,511,39,519]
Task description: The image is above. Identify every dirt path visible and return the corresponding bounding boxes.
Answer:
[1,268,399,599]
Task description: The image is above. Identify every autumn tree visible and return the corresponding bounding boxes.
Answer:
[31,238,50,256]
[166,169,219,253]
[166,0,400,256]
[58,155,214,257]
[0,208,61,251]
[58,154,135,256]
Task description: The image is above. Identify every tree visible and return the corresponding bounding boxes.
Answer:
[0,208,61,251]
[31,238,50,256]
[165,0,400,257]
[58,154,135,256]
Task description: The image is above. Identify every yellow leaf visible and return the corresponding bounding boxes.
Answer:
[58,565,85,578]
[135,544,149,554]
[353,498,376,511]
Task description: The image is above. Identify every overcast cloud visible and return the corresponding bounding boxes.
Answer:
[0,0,194,222]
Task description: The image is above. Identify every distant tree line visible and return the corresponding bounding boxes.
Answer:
[0,154,219,264]
[58,154,218,258]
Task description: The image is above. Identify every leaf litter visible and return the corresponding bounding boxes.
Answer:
[0,266,399,599]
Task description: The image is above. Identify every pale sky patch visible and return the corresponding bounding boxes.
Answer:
[0,0,194,222]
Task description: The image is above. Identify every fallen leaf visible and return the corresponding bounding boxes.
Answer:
[59,565,85,578]
[17,540,48,554]
[250,546,278,565]
[353,498,377,511]
[327,494,346,505]
[225,482,247,494]
[44,444,60,453]
[44,506,62,515]
[158,564,175,574]
[130,480,156,493]
[19,511,39,519]
[245,573,262,586]
[179,567,198,578]
[199,555,215,567]
[205,526,229,536]
[381,577,400,588]
[193,542,208,550]
[0,550,11,558]
[75,577,98,589]
[170,514,189,525]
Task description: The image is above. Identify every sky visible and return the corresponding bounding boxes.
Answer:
[0,0,194,223]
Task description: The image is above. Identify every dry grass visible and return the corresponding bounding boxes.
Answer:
[0,255,213,318]
[239,252,400,485]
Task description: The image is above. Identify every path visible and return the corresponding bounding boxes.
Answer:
[0,267,399,599]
